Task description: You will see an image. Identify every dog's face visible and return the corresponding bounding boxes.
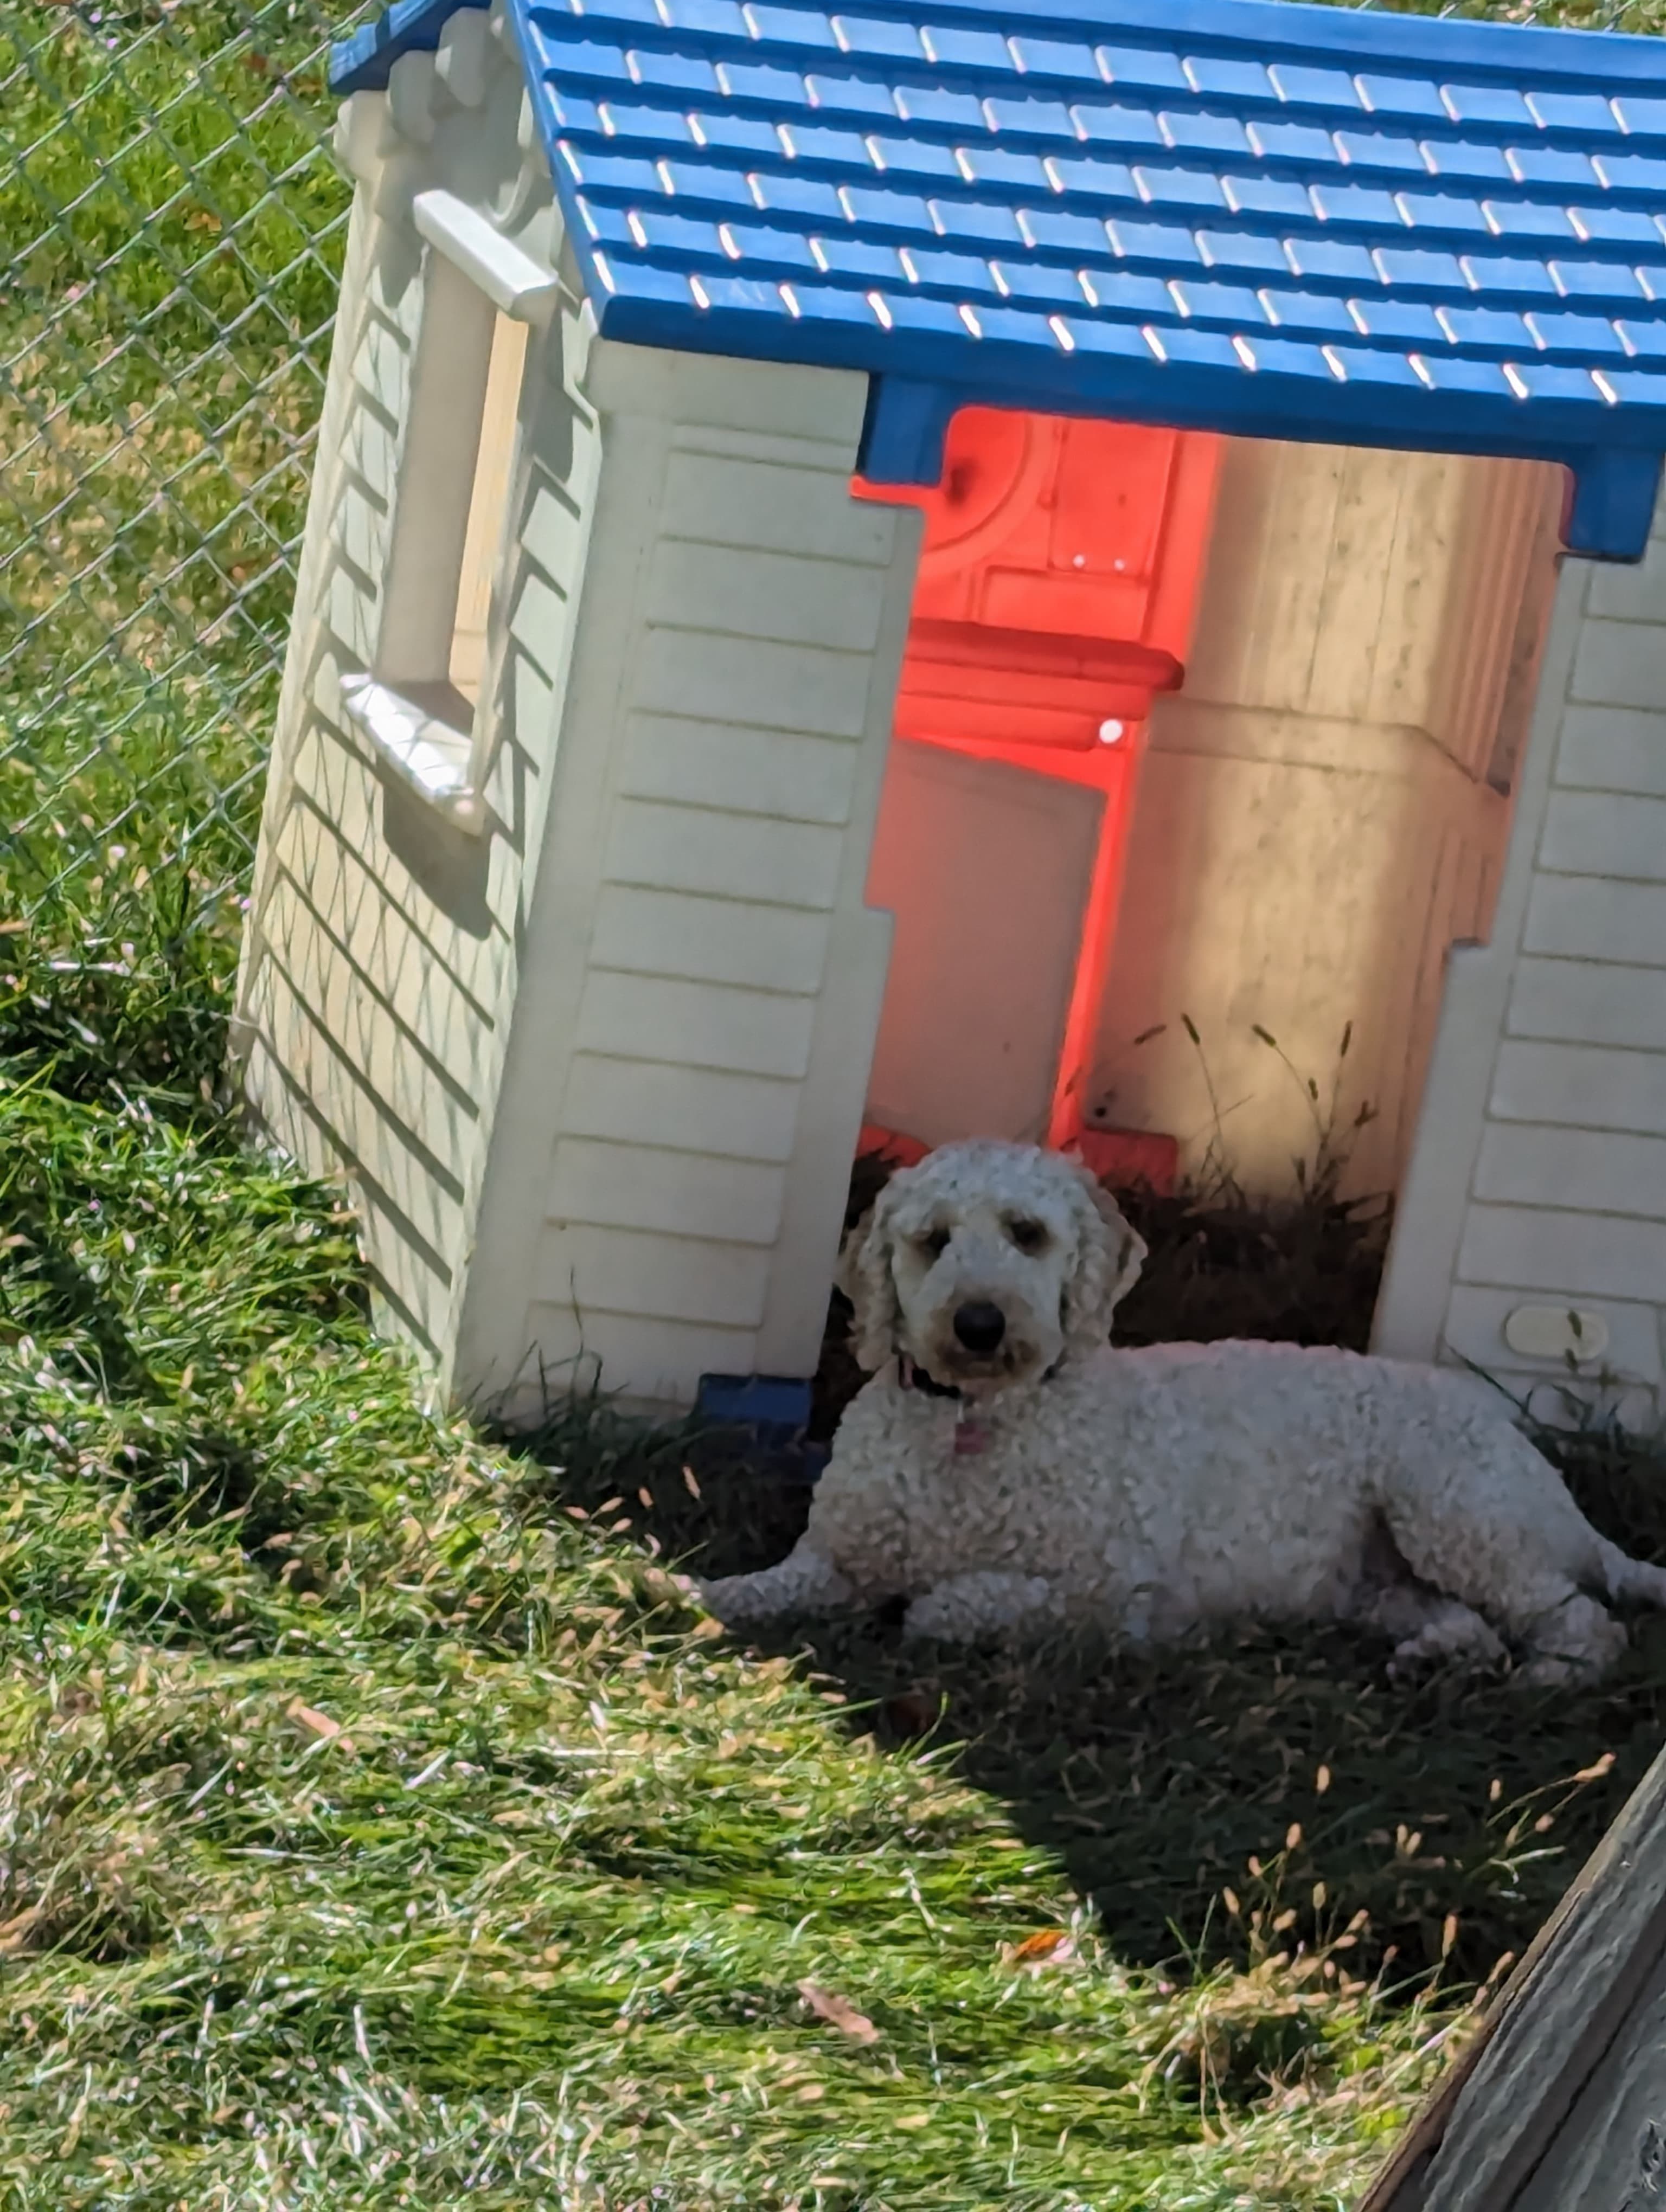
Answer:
[836,1141,1147,1392]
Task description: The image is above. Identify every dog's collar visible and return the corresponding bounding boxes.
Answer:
[898,1354,962,1400]
[895,1353,1065,1398]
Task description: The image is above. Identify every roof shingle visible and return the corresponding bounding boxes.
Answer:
[333,0,1666,554]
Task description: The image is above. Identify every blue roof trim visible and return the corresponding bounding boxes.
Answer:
[331,0,1666,557]
[331,0,485,98]
[330,0,1666,97]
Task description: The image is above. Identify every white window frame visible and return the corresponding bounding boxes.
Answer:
[341,190,558,834]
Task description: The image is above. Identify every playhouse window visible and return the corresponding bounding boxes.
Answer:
[341,226,536,833]
[450,309,528,706]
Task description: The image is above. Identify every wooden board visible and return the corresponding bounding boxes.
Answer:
[1359,1738,1666,2212]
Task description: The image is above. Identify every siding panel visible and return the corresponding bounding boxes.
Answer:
[1556,706,1666,799]
[1474,1122,1666,1219]
[646,540,889,653]
[589,884,831,994]
[560,1053,803,1162]
[1570,617,1666,711]
[520,1300,757,1404]
[1443,1284,1664,1388]
[1491,1040,1666,1137]
[618,715,858,826]
[548,1136,786,1243]
[1508,957,1666,1053]
[634,628,876,738]
[604,798,844,910]
[1457,1203,1666,1303]
[1540,792,1666,884]
[660,449,897,563]
[507,563,571,681]
[537,1224,773,1328]
[1523,875,1666,968]
[574,970,818,1079]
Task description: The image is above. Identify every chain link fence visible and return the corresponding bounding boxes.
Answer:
[0,0,1658,957]
[0,0,363,947]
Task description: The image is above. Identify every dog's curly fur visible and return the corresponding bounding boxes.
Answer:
[701,1140,1666,1684]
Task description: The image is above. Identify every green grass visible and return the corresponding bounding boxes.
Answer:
[1,0,361,911]
[8,857,1666,2212]
[538,1403,1666,2000]
[8,0,1666,2199]
[1,899,1495,2212]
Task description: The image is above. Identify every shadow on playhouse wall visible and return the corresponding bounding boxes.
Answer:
[233,0,1666,1436]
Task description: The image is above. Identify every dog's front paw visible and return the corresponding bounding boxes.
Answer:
[1386,1612,1508,1680]
[903,1572,1055,1642]
[696,1571,766,1626]
[697,1548,857,1627]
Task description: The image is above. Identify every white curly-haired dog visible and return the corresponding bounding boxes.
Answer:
[701,1139,1666,1684]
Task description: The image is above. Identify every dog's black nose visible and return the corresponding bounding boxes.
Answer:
[952,1301,1007,1353]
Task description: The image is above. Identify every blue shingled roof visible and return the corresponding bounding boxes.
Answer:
[332,0,1666,556]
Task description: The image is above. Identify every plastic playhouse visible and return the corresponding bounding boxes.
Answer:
[234,0,1666,1423]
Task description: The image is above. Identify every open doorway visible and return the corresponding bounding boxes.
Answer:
[851,411,1564,1237]
[852,408,1220,1190]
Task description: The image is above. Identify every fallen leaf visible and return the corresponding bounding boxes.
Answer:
[1005,1928,1075,1970]
[0,1906,43,1954]
[287,1700,353,1752]
[640,1566,699,1610]
[797,1979,880,2043]
[895,2113,930,2130]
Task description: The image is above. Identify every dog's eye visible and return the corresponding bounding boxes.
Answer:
[1006,1218,1049,1254]
[915,1225,951,1259]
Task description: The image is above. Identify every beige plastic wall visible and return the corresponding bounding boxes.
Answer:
[1089,438,1562,1202]
[233,8,578,1362]
[1375,480,1666,1425]
[236,10,922,1414]
[453,338,920,1415]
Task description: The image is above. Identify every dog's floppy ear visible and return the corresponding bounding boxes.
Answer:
[1060,1163,1148,1354]
[835,1195,902,1372]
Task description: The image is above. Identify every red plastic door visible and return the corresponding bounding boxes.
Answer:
[855,409,1220,1159]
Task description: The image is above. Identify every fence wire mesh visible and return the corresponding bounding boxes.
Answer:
[0,0,1658,958]
[1,0,363,944]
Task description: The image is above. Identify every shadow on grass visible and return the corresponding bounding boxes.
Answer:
[505,1204,1666,2010]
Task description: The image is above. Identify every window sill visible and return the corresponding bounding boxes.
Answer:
[340,675,488,834]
